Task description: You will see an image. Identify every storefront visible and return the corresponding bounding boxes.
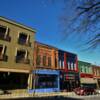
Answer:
[29,69,60,93]
[60,71,80,91]
[97,79,100,89]
[80,77,97,88]
[0,72,29,90]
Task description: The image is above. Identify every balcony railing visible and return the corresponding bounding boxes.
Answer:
[0,33,11,42]
[15,56,30,64]
[0,54,8,62]
[18,39,31,47]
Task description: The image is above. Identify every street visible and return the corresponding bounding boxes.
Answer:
[5,95,100,100]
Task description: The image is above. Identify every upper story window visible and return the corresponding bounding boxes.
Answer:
[84,67,87,73]
[68,62,70,70]
[55,57,58,68]
[0,25,11,42]
[74,63,77,71]
[0,44,8,62]
[36,55,41,66]
[59,56,64,69]
[43,55,46,66]
[71,62,73,70]
[80,67,83,72]
[15,49,30,64]
[59,59,64,69]
[18,33,31,47]
[48,57,51,67]
[59,60,61,68]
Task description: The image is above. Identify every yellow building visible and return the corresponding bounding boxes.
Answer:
[0,16,36,93]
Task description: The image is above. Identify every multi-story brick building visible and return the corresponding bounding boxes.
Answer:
[93,65,100,89]
[78,61,97,88]
[29,41,60,93]
[0,16,36,92]
[33,41,59,69]
[58,50,79,91]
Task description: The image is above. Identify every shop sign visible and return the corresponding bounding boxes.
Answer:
[64,74,75,80]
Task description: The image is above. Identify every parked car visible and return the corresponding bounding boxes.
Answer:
[96,89,100,95]
[73,86,96,96]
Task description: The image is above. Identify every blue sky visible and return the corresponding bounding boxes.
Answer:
[0,0,100,65]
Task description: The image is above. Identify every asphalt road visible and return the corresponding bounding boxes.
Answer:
[6,95,100,100]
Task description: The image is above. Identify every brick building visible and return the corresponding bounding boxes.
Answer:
[58,50,79,91]
[78,61,97,88]
[29,41,60,93]
[93,65,100,89]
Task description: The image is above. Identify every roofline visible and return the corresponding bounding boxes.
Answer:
[0,16,36,33]
[78,60,91,64]
[58,49,77,56]
[35,41,77,55]
[35,41,58,50]
[92,65,100,68]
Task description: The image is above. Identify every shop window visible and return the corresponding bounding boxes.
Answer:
[0,25,11,42]
[43,56,46,66]
[18,33,31,46]
[36,55,41,66]
[48,57,51,67]
[15,49,29,64]
[34,74,57,89]
[0,45,8,61]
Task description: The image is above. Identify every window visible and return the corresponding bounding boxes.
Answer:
[73,63,75,70]
[36,55,41,66]
[68,62,70,70]
[74,63,76,70]
[43,56,46,66]
[16,49,29,64]
[63,60,64,69]
[71,62,73,70]
[55,57,58,68]
[0,25,11,42]
[0,25,6,38]
[34,74,57,89]
[81,67,83,72]
[18,33,31,46]
[48,57,51,67]
[0,46,3,55]
[59,59,64,69]
[59,60,61,68]
[0,44,8,61]
[84,67,87,73]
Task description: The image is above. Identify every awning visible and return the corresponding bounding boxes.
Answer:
[80,78,97,84]
[0,67,29,73]
[32,69,59,75]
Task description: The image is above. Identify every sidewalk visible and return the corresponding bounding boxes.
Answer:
[0,92,76,99]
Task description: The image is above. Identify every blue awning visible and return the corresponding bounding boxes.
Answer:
[32,69,59,75]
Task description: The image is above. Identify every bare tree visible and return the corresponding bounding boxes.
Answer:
[75,0,100,49]
[46,0,100,49]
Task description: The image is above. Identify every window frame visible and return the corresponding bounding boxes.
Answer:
[18,32,31,46]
